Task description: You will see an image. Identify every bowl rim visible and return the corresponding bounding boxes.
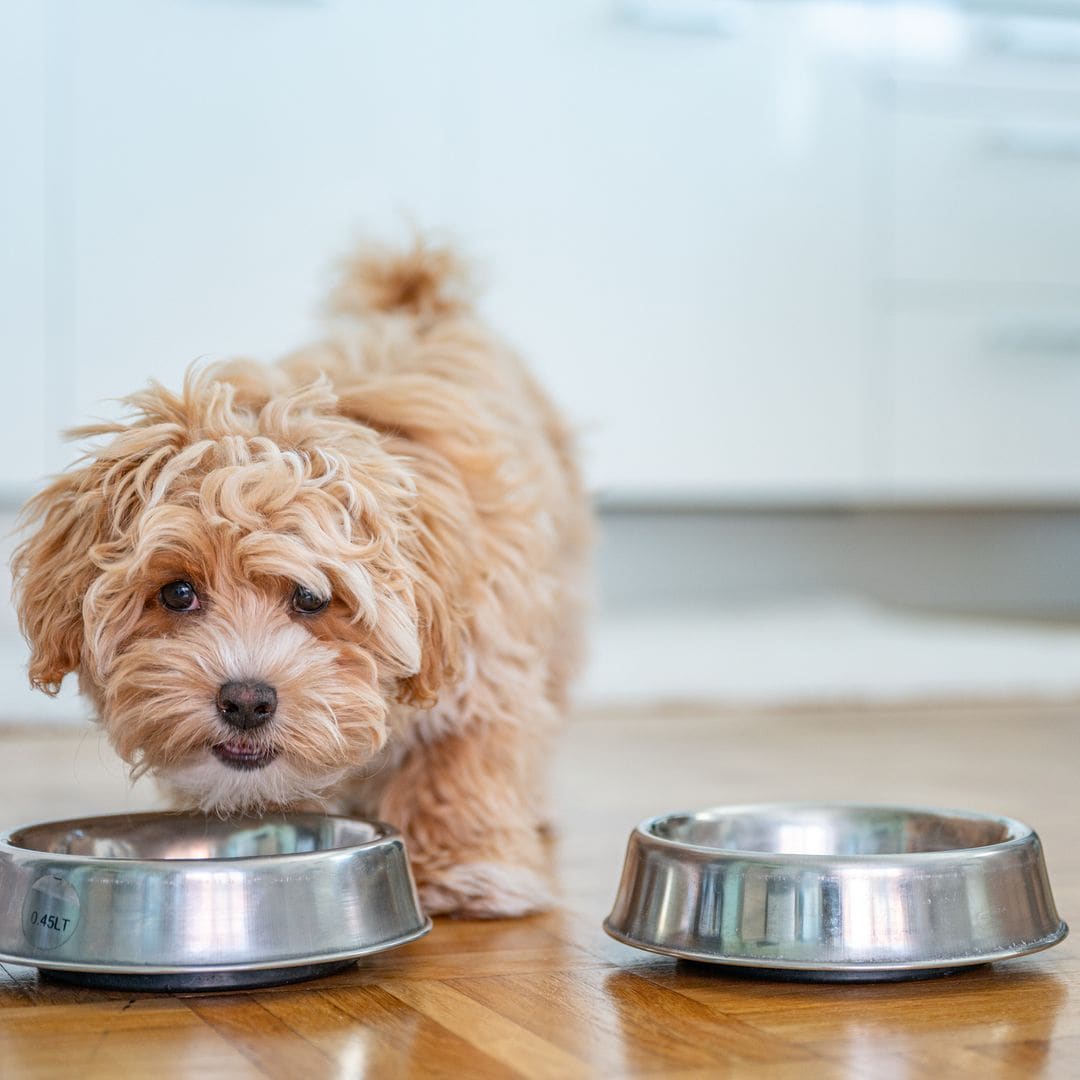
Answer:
[0,809,401,867]
[635,801,1037,863]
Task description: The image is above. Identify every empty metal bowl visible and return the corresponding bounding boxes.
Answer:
[0,811,431,990]
[605,803,1068,980]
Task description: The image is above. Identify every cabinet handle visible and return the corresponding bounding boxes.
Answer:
[983,127,1080,163]
[614,0,737,36]
[979,24,1080,65]
[985,325,1080,357]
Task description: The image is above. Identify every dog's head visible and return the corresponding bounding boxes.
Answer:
[12,366,470,812]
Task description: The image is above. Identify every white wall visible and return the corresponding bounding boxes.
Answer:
[0,2,50,485]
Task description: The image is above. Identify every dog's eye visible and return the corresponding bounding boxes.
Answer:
[292,585,329,615]
[159,580,200,612]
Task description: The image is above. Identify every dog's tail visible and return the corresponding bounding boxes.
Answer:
[328,236,475,322]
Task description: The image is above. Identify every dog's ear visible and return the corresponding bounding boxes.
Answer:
[328,376,482,711]
[397,568,467,710]
[393,450,477,710]
[11,468,106,694]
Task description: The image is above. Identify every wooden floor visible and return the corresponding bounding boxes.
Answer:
[0,701,1077,1078]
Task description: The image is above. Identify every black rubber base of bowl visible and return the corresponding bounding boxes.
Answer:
[40,958,357,993]
[676,959,987,982]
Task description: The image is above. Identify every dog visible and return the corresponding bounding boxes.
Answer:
[12,238,591,918]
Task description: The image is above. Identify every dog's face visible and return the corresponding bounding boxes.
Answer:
[13,372,463,812]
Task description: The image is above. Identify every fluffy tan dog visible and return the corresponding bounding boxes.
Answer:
[12,240,591,918]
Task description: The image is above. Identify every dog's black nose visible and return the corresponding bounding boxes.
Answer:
[216,681,277,730]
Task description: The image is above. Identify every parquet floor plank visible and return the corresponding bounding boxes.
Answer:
[185,993,345,1078]
[0,998,262,1079]
[382,977,590,1079]
[448,967,822,1074]
[314,983,514,1078]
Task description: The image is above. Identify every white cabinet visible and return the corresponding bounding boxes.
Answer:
[878,9,1080,497]
[12,0,872,502]
[4,0,1080,505]
[884,301,1080,497]
[435,3,871,499]
[889,105,1080,289]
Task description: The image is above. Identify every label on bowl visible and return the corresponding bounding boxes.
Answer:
[22,875,80,950]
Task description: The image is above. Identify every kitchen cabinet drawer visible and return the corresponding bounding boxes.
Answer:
[889,105,1080,288]
[884,302,1080,497]
[888,12,1080,96]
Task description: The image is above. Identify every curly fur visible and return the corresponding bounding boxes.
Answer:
[12,238,591,918]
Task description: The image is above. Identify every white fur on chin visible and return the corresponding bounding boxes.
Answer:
[165,753,349,815]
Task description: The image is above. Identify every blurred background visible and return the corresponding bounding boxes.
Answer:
[4,0,1080,721]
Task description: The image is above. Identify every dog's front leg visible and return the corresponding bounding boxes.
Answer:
[376,720,551,919]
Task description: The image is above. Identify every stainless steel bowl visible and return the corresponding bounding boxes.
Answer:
[0,811,431,990]
[605,803,1068,980]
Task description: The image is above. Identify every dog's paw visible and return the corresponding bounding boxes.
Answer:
[417,861,553,919]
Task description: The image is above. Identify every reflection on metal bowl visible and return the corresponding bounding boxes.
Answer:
[605,803,1067,981]
[0,811,431,991]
